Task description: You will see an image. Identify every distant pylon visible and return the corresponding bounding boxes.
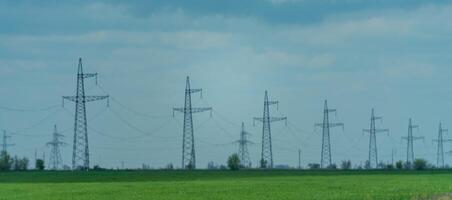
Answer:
[315,100,344,168]
[173,76,212,170]
[1,130,14,154]
[47,125,67,170]
[363,109,389,169]
[63,58,109,170]
[433,123,451,168]
[236,122,252,168]
[402,118,423,165]
[253,90,287,169]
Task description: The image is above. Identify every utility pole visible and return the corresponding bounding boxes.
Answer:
[173,76,212,170]
[1,130,14,154]
[63,58,109,170]
[433,123,451,168]
[46,125,66,170]
[315,100,344,169]
[236,122,252,168]
[363,109,389,169]
[298,148,301,169]
[253,90,287,169]
[402,118,423,165]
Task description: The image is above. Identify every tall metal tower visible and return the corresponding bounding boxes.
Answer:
[363,108,389,169]
[236,122,252,168]
[253,91,287,169]
[173,76,212,169]
[315,100,344,168]
[402,118,423,165]
[46,125,66,170]
[1,130,14,153]
[63,58,109,170]
[433,123,451,168]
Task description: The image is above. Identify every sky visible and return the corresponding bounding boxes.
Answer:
[1,0,452,169]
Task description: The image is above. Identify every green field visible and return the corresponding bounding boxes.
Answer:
[1,170,452,200]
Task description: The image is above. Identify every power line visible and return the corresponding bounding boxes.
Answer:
[0,104,60,112]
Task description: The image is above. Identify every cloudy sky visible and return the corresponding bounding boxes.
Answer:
[1,0,452,169]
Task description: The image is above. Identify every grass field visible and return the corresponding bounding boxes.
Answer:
[1,170,452,200]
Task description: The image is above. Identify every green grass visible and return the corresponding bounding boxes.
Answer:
[1,170,452,200]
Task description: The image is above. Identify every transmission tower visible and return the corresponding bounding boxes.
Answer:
[433,123,451,168]
[173,76,212,170]
[363,108,389,169]
[46,125,67,170]
[63,58,109,170]
[402,118,423,165]
[236,122,252,168]
[1,130,14,154]
[315,100,344,168]
[253,90,287,169]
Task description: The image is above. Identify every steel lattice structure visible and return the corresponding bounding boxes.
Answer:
[402,118,423,165]
[173,76,212,170]
[433,123,451,168]
[47,125,66,170]
[1,130,14,154]
[253,91,287,169]
[63,58,109,170]
[363,109,389,169]
[315,100,344,169]
[237,122,252,168]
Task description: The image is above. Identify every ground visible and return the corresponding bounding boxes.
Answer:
[1,170,452,200]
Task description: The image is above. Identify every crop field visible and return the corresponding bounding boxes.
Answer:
[1,170,452,200]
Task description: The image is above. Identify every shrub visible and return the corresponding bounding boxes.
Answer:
[413,159,427,170]
[341,160,352,170]
[227,153,240,171]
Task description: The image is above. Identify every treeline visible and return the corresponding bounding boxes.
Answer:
[0,151,45,171]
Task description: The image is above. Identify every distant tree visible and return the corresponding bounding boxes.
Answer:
[227,153,240,171]
[207,161,218,170]
[0,151,13,171]
[165,163,174,170]
[260,159,268,169]
[395,160,403,170]
[308,163,320,170]
[92,165,106,171]
[341,160,352,170]
[413,159,427,170]
[327,164,337,170]
[185,161,195,170]
[364,160,371,169]
[377,162,387,169]
[35,159,45,170]
[403,161,412,170]
[13,156,29,171]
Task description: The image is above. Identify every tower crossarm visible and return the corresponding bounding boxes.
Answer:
[81,73,97,79]
[173,107,212,114]
[63,95,109,103]
[265,101,278,106]
[253,117,287,124]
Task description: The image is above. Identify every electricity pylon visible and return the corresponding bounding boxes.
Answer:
[402,118,423,165]
[47,125,66,170]
[363,108,389,169]
[315,100,344,168]
[433,123,451,168]
[63,58,109,170]
[1,130,14,153]
[236,122,252,168]
[173,76,212,170]
[253,90,287,169]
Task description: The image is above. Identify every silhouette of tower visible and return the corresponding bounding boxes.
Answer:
[402,118,423,165]
[1,130,14,154]
[315,100,344,168]
[433,123,451,168]
[47,125,66,170]
[363,109,389,169]
[253,91,287,168]
[237,122,252,168]
[63,58,109,170]
[173,76,212,169]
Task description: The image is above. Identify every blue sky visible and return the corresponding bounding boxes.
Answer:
[1,0,452,169]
